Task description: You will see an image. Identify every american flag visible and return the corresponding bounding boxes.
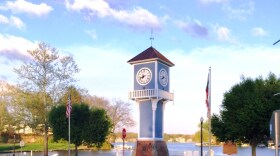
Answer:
[66,94,72,118]
[206,73,210,117]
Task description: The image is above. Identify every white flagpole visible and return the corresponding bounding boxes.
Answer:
[208,67,212,156]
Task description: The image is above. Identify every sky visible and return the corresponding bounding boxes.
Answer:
[0,0,280,134]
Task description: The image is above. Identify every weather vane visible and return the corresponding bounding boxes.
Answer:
[149,29,154,47]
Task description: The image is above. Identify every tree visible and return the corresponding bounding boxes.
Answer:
[83,108,112,149]
[193,119,210,143]
[211,73,280,156]
[83,96,135,141]
[49,103,90,156]
[0,81,15,137]
[107,99,135,137]
[49,103,111,156]
[14,42,79,156]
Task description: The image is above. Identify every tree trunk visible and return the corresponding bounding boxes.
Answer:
[75,144,78,156]
[251,144,256,156]
[43,124,48,156]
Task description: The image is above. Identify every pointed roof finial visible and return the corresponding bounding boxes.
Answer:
[149,29,154,47]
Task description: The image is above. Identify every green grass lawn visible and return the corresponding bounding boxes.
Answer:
[0,142,75,153]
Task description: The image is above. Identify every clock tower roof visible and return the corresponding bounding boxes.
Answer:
[127,46,174,67]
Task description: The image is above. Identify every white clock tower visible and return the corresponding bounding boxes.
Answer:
[128,46,174,156]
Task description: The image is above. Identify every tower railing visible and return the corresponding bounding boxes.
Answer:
[128,89,174,101]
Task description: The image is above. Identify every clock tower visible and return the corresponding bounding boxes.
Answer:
[128,46,174,156]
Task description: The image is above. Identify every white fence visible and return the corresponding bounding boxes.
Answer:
[115,150,214,156]
[128,89,174,101]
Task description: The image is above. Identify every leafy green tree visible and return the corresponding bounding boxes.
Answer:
[83,108,111,148]
[49,103,111,155]
[14,42,79,156]
[71,104,90,155]
[48,105,68,141]
[49,103,90,156]
[211,73,280,156]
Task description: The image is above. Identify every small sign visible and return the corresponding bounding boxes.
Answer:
[223,141,237,155]
[122,128,126,139]
[20,141,24,147]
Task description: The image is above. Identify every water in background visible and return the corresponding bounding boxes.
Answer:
[0,142,276,156]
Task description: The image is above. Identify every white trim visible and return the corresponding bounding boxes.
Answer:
[128,58,174,67]
[155,62,158,94]
[137,138,163,141]
[131,60,156,66]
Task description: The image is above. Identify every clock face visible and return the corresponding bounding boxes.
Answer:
[136,67,152,85]
[159,68,168,86]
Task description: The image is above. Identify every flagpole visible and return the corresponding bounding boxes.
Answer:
[208,67,212,156]
[68,93,71,156]
[68,108,70,156]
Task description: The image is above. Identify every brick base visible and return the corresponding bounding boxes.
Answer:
[132,140,169,156]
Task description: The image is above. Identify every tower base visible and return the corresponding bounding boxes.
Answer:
[132,140,169,156]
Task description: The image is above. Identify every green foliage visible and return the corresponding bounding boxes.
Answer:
[48,105,68,141]
[71,104,90,147]
[49,103,112,152]
[192,119,211,142]
[211,73,280,156]
[83,108,112,148]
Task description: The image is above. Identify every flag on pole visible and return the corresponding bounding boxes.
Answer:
[66,94,72,118]
[206,72,210,118]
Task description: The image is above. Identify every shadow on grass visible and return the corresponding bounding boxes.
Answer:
[0,144,21,153]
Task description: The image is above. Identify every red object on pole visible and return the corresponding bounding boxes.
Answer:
[122,128,126,139]
[122,128,126,156]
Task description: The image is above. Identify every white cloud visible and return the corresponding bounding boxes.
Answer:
[174,19,208,38]
[223,0,255,21]
[0,33,37,83]
[112,7,160,28]
[200,0,228,4]
[4,0,53,16]
[0,14,9,24]
[65,0,161,29]
[0,14,25,29]
[0,33,36,62]
[214,25,236,43]
[85,29,98,40]
[10,16,25,29]
[251,27,267,37]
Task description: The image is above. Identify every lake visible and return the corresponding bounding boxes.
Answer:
[0,142,276,156]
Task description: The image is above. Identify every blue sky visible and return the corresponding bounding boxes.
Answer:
[1,0,280,134]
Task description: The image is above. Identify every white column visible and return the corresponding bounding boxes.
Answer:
[136,100,140,140]
[151,99,158,139]
[162,101,168,139]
